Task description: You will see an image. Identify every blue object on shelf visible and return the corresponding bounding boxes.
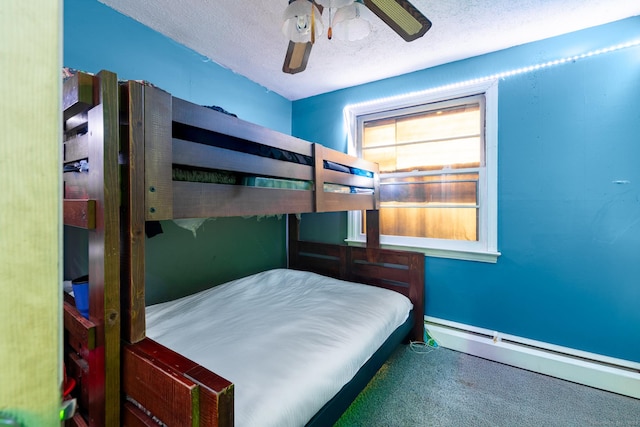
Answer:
[71,275,89,319]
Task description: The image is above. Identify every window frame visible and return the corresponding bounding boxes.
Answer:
[344,79,500,263]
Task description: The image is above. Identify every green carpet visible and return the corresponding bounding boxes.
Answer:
[335,345,640,427]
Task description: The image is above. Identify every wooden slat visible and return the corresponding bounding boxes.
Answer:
[66,351,89,385]
[122,401,160,427]
[64,133,89,162]
[185,365,234,427]
[132,339,234,395]
[63,199,96,229]
[63,300,96,350]
[121,81,147,344]
[124,339,234,427]
[123,343,199,427]
[319,192,377,212]
[65,111,89,135]
[291,240,347,279]
[67,412,89,427]
[143,85,173,220]
[172,96,312,157]
[66,351,89,414]
[293,256,343,279]
[63,72,96,120]
[349,262,411,289]
[63,171,90,199]
[321,145,378,175]
[172,138,313,182]
[322,169,375,188]
[172,181,314,219]
[295,239,346,259]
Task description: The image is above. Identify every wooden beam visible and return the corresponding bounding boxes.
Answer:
[366,209,381,249]
[63,199,95,229]
[63,299,96,351]
[63,72,96,120]
[121,81,147,344]
[143,86,173,220]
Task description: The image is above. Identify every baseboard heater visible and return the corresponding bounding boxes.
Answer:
[424,316,640,399]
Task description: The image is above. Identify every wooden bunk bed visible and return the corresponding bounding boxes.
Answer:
[62,70,425,427]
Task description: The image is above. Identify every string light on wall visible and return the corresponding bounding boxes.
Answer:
[344,38,640,114]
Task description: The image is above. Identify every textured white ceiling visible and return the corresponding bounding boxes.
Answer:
[99,0,640,101]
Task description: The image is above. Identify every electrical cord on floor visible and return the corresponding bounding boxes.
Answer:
[409,327,440,354]
[409,341,436,354]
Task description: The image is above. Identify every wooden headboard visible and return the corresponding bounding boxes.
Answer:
[288,214,425,342]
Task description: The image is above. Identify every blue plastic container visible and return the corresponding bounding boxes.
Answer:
[71,275,89,319]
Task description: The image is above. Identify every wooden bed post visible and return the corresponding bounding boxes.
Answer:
[312,143,326,212]
[365,209,381,266]
[287,214,300,269]
[143,85,173,221]
[121,81,147,344]
[365,209,380,249]
[85,70,121,427]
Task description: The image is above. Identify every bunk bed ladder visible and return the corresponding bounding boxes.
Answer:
[62,70,120,426]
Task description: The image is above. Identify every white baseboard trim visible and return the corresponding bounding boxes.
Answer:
[424,316,640,399]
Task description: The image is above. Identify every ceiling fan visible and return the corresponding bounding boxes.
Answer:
[282,0,432,74]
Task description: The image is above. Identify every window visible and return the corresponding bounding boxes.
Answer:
[345,80,499,262]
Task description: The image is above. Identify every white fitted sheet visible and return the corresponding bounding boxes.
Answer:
[146,268,412,427]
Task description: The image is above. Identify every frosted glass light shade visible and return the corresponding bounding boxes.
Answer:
[333,2,372,41]
[282,0,324,43]
[315,0,355,8]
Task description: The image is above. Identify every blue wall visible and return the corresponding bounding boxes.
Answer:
[293,17,640,362]
[64,0,292,303]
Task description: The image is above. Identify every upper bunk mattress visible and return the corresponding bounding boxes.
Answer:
[146,268,412,427]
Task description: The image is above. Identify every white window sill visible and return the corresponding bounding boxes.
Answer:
[345,239,501,263]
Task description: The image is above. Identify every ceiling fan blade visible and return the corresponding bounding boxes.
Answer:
[283,41,314,74]
[282,1,323,74]
[362,0,432,42]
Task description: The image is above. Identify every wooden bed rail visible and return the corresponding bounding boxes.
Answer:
[313,143,379,212]
[122,338,234,427]
[124,81,379,221]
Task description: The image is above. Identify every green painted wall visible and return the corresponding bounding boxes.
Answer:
[145,218,286,305]
[0,2,62,426]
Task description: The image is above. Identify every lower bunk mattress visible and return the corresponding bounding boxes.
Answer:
[146,268,413,427]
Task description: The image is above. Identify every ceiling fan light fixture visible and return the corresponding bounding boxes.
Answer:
[332,1,372,41]
[315,0,355,8]
[363,0,431,41]
[282,0,324,43]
